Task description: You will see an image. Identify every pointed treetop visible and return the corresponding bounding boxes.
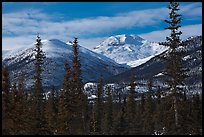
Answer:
[36,33,41,43]
[73,37,78,44]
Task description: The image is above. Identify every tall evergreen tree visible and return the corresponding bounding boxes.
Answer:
[16,78,28,134]
[45,87,57,135]
[103,86,113,135]
[113,97,128,135]
[56,90,71,135]
[153,86,165,135]
[190,93,202,135]
[126,77,138,135]
[91,77,103,134]
[2,66,12,135]
[142,79,154,134]
[10,83,18,134]
[159,2,188,133]
[33,34,47,134]
[62,61,72,90]
[72,37,85,134]
[10,79,28,134]
[71,38,86,134]
[57,62,74,135]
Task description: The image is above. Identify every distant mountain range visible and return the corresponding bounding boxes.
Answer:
[2,35,202,91]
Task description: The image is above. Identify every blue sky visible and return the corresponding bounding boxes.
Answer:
[2,2,202,50]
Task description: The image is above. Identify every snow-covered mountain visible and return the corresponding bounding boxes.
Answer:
[2,39,129,90]
[106,36,202,94]
[93,34,167,67]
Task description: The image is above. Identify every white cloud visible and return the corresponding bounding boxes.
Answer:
[180,3,202,17]
[139,24,202,42]
[3,7,168,38]
[2,35,35,50]
[2,2,202,50]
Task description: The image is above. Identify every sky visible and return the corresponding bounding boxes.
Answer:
[2,2,202,50]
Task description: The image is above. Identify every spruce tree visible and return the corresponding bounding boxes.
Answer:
[113,97,128,135]
[103,86,113,135]
[56,90,71,135]
[44,87,57,135]
[57,62,74,135]
[71,37,85,134]
[10,79,28,134]
[92,77,103,134]
[190,93,202,135]
[142,79,154,134]
[2,66,12,135]
[33,34,47,134]
[16,78,28,134]
[126,77,137,135]
[153,86,165,135]
[72,37,82,86]
[159,2,188,133]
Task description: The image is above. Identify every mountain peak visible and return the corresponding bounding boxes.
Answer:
[98,34,144,47]
[93,34,167,67]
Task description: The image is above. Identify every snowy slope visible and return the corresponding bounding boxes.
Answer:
[93,34,167,67]
[106,36,202,92]
[3,39,129,89]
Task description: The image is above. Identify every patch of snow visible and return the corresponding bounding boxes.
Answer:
[183,55,191,61]
[154,72,164,77]
[88,94,97,100]
[127,55,154,67]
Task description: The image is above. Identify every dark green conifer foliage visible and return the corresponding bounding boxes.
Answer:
[91,77,103,135]
[103,86,113,135]
[153,86,164,134]
[2,66,12,135]
[33,34,47,134]
[71,38,86,134]
[10,79,28,134]
[126,77,137,135]
[45,87,57,134]
[159,2,188,133]
[56,90,71,135]
[113,97,128,135]
[142,79,154,134]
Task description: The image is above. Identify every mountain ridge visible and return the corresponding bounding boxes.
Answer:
[93,34,167,67]
[105,35,202,90]
[2,39,129,90]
